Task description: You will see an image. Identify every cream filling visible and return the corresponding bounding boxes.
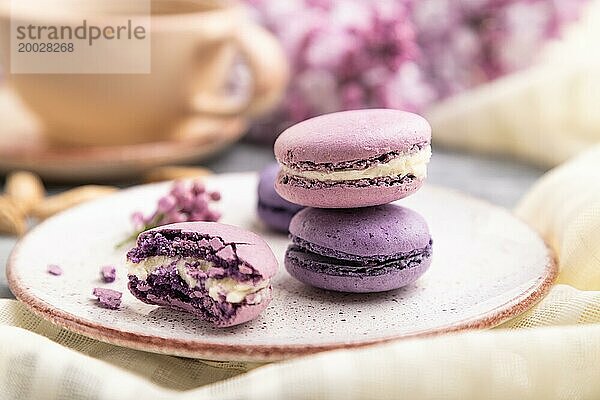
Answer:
[206,277,269,304]
[126,256,267,304]
[282,145,431,181]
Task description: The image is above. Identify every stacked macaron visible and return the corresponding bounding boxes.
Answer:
[274,109,433,293]
[256,163,304,233]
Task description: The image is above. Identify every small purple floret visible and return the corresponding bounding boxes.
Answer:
[158,195,177,213]
[127,180,222,239]
[100,266,117,283]
[47,264,63,276]
[92,288,122,309]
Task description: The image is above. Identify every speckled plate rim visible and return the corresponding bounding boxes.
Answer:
[6,181,558,362]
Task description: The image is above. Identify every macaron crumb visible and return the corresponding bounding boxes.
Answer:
[47,264,63,276]
[92,288,122,309]
[100,265,117,283]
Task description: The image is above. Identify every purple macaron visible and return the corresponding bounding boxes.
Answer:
[257,163,304,233]
[126,222,278,327]
[274,109,432,208]
[285,205,432,293]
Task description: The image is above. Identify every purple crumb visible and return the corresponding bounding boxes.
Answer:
[47,264,63,276]
[92,288,122,309]
[100,265,116,283]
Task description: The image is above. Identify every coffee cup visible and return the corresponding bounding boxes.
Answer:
[0,0,288,146]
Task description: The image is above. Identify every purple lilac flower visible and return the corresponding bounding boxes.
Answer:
[121,180,222,246]
[244,0,588,142]
[246,0,434,141]
[132,180,221,229]
[413,0,589,98]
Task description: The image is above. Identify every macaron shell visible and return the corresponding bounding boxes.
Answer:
[275,175,423,208]
[130,284,273,327]
[257,204,298,233]
[274,109,431,165]
[257,163,303,232]
[289,205,431,258]
[258,163,304,210]
[145,222,279,279]
[285,253,432,293]
[223,289,272,327]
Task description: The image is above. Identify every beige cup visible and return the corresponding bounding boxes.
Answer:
[0,0,288,146]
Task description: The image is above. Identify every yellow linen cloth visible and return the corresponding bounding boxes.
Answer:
[0,145,599,399]
[427,0,600,168]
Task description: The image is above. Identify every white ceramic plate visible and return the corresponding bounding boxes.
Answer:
[7,173,556,361]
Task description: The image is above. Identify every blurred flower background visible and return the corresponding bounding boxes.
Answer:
[0,0,597,226]
[244,0,589,142]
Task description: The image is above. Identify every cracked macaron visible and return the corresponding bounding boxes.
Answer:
[274,109,432,208]
[257,163,304,233]
[126,222,278,327]
[285,205,432,293]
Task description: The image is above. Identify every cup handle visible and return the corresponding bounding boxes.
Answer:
[191,23,289,117]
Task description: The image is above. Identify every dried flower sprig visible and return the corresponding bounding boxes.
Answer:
[120,180,221,246]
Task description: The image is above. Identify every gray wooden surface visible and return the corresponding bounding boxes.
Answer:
[0,143,546,299]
